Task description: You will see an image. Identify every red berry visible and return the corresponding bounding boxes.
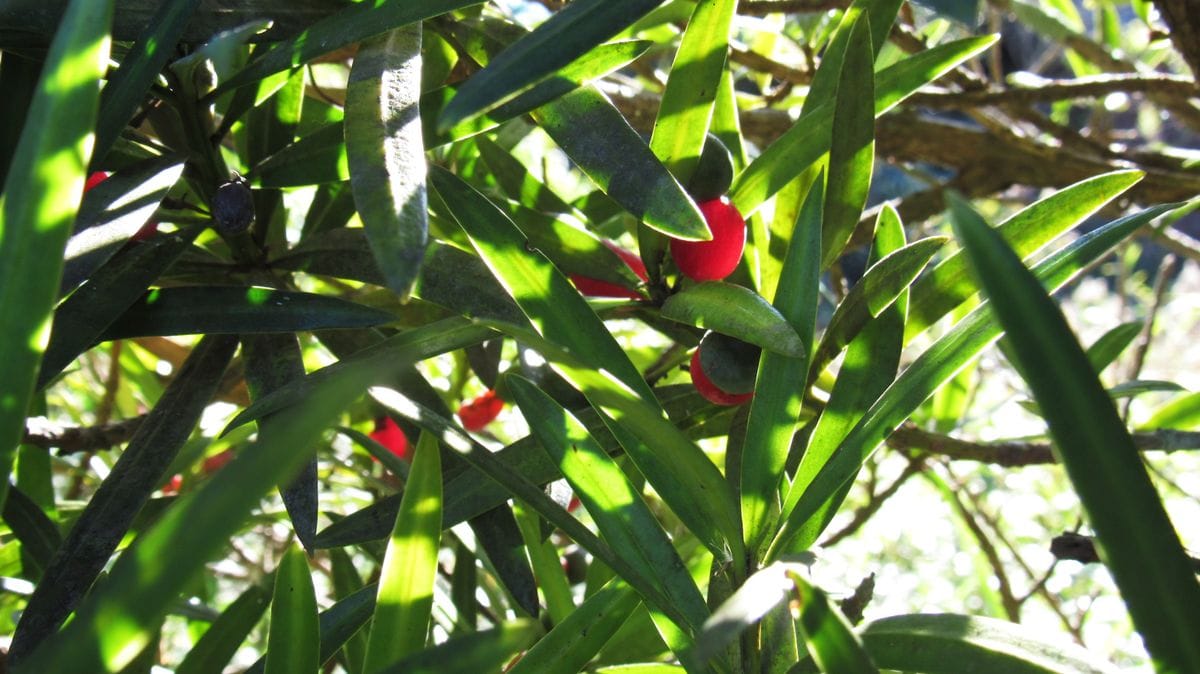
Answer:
[690,349,753,406]
[670,197,746,281]
[458,389,504,431]
[369,416,410,461]
[570,242,648,299]
[201,449,235,474]
[161,474,183,495]
[130,220,160,242]
[84,171,108,193]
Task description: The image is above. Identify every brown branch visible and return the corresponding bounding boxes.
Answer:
[838,573,875,626]
[887,423,1200,467]
[1152,0,1200,80]
[821,458,924,546]
[908,73,1198,108]
[23,416,146,455]
[1052,531,1200,573]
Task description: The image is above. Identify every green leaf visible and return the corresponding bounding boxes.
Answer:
[94,0,201,161]
[251,122,348,188]
[244,334,317,551]
[175,584,271,674]
[9,335,237,662]
[39,224,203,389]
[767,202,1178,560]
[511,499,575,625]
[1140,391,1200,431]
[214,0,483,96]
[373,620,541,674]
[532,87,709,241]
[0,0,112,507]
[1,485,62,578]
[347,24,428,299]
[224,317,496,434]
[809,236,945,382]
[740,181,823,556]
[906,170,1143,340]
[729,35,997,217]
[508,376,710,633]
[437,0,662,131]
[507,579,643,674]
[477,136,578,216]
[265,544,319,674]
[950,193,1200,673]
[96,286,395,340]
[649,0,736,183]
[856,614,1118,673]
[11,352,388,673]
[791,573,879,674]
[61,156,186,295]
[1085,321,1142,374]
[693,561,810,666]
[364,432,442,671]
[821,13,875,269]
[1106,379,1183,400]
[660,282,805,357]
[787,207,908,550]
[430,166,740,566]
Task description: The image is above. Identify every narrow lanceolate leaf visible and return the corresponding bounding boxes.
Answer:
[857,614,1117,674]
[93,0,200,160]
[9,335,237,663]
[0,0,112,506]
[365,432,442,671]
[821,13,875,269]
[347,24,427,299]
[430,166,741,565]
[508,377,710,634]
[766,203,1177,560]
[175,584,271,674]
[507,580,643,674]
[38,224,203,389]
[264,545,319,674]
[906,169,1143,340]
[244,334,317,551]
[373,620,541,674]
[730,35,997,217]
[740,182,823,556]
[438,0,662,132]
[790,573,879,674]
[61,156,186,295]
[12,356,387,674]
[214,0,483,95]
[649,0,736,182]
[949,194,1200,674]
[1085,321,1143,374]
[786,207,907,550]
[2,485,62,577]
[532,87,710,241]
[660,283,806,358]
[808,236,945,383]
[693,561,809,666]
[96,286,394,340]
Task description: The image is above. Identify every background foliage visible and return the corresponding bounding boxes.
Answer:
[2,0,1199,672]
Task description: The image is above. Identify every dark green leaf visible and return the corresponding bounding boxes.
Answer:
[13,351,388,673]
[96,286,394,340]
[857,613,1117,673]
[1,485,62,578]
[251,122,347,188]
[507,580,642,674]
[10,336,237,662]
[437,0,662,131]
[1085,321,1142,374]
[660,282,806,357]
[346,23,428,299]
[532,88,710,241]
[176,584,271,674]
[693,561,809,666]
[40,224,202,390]
[951,193,1200,672]
[375,620,541,674]
[214,0,484,95]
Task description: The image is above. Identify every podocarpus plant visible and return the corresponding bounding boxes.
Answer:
[3,1,1200,673]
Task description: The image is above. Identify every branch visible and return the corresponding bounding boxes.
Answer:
[908,74,1198,108]
[1052,531,1200,573]
[23,416,146,455]
[739,0,848,15]
[887,423,1200,467]
[1153,0,1200,80]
